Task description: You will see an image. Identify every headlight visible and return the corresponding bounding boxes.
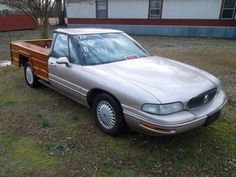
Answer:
[141,102,183,115]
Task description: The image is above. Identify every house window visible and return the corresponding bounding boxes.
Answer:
[96,0,107,18]
[221,0,236,19]
[149,0,162,19]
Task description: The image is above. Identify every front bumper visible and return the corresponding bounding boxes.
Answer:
[122,90,227,135]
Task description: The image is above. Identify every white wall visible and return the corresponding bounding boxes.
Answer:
[67,1,96,18]
[108,0,148,19]
[162,0,222,19]
[66,0,229,20]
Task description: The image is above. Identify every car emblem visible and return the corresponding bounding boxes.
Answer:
[204,94,209,104]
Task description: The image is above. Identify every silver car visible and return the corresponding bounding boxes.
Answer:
[23,29,228,136]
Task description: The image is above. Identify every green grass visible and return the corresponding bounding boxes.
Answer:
[0,30,236,176]
[0,134,57,176]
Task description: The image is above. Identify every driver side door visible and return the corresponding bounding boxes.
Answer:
[48,33,86,104]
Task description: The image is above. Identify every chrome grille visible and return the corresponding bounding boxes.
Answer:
[187,88,217,109]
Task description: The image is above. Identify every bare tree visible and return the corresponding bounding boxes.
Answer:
[0,0,56,38]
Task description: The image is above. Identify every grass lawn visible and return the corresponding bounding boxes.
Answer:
[0,30,236,177]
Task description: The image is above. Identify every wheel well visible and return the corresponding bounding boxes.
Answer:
[87,89,122,108]
[19,55,29,67]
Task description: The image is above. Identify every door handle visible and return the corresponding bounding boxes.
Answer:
[49,62,56,67]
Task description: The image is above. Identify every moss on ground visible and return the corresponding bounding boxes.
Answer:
[0,134,57,176]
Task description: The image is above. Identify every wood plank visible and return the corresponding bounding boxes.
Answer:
[10,39,50,80]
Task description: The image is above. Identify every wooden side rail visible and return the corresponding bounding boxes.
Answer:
[10,39,51,80]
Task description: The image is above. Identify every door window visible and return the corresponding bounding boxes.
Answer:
[52,33,69,58]
[69,38,79,64]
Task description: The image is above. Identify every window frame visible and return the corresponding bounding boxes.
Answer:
[50,32,83,65]
[68,36,80,64]
[51,32,69,59]
[50,32,58,57]
[149,0,163,19]
[220,0,236,19]
[96,0,108,19]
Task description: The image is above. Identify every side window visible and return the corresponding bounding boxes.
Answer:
[69,38,79,64]
[96,0,108,18]
[149,0,162,19]
[53,33,69,58]
[221,0,236,19]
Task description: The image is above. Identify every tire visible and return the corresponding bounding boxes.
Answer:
[24,62,39,88]
[92,93,126,136]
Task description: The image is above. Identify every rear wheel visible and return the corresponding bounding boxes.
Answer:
[92,93,126,136]
[24,62,39,88]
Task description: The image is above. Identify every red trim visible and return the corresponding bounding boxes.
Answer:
[0,14,36,31]
[68,18,236,27]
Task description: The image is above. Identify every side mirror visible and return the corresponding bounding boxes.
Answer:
[56,57,71,67]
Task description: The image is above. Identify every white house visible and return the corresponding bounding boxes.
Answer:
[66,0,236,38]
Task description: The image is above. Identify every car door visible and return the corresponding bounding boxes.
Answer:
[48,33,87,105]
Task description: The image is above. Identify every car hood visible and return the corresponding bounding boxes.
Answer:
[92,56,218,103]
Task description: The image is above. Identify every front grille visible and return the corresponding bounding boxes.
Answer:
[187,87,217,109]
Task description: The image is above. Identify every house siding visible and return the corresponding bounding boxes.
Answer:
[66,0,236,38]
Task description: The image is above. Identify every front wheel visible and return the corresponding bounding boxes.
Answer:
[92,93,126,136]
[24,62,39,88]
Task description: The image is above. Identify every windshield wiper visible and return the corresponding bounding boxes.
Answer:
[101,58,126,65]
[125,54,138,60]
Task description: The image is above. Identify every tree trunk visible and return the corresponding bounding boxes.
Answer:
[59,13,66,25]
[38,19,49,39]
[58,0,66,25]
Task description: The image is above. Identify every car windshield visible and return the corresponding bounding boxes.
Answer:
[73,33,150,65]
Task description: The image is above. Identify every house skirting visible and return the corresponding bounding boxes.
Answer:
[68,24,236,38]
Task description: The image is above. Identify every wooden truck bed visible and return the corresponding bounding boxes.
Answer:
[10,39,52,81]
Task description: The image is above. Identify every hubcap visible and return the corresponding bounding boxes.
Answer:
[26,66,33,84]
[96,101,116,129]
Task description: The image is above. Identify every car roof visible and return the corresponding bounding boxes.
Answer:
[55,28,123,35]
